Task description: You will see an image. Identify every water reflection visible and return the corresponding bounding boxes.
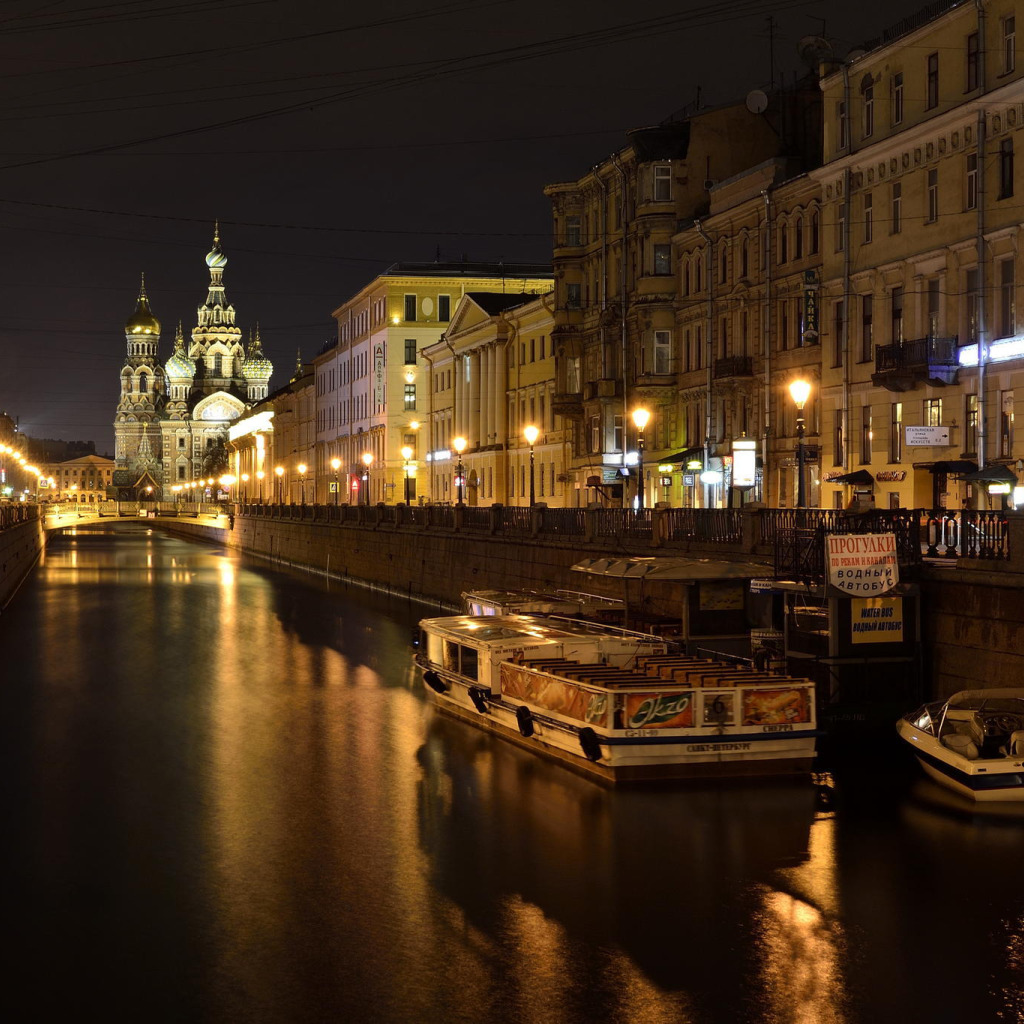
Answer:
[0,524,1020,1023]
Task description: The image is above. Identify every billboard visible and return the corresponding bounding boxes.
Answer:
[825,533,899,595]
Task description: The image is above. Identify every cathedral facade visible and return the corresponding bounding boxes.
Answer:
[114,230,273,499]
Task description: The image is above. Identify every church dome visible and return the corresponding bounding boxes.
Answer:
[206,244,227,269]
[126,277,160,335]
[242,328,273,380]
[165,349,196,380]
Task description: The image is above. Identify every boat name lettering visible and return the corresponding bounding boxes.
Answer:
[628,693,692,728]
[623,729,658,737]
[686,742,752,753]
[762,723,793,733]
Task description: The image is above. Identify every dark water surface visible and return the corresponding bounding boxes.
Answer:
[0,524,1021,1024]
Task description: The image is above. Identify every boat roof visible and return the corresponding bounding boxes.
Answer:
[572,556,771,581]
[949,689,1024,707]
[420,613,640,645]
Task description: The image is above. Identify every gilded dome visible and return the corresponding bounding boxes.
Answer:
[242,327,273,380]
[126,276,160,335]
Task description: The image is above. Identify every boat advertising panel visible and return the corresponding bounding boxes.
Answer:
[500,663,609,725]
[741,688,811,725]
[622,692,695,730]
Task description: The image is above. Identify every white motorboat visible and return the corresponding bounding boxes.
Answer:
[415,613,818,784]
[897,689,1024,802]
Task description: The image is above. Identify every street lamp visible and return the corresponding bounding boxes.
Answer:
[256,470,265,503]
[632,407,650,510]
[274,465,284,504]
[330,457,341,506]
[523,425,539,506]
[452,436,466,504]
[361,452,374,506]
[788,378,812,509]
[297,463,307,505]
[240,473,249,503]
[400,446,413,503]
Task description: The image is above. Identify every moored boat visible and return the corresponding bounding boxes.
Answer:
[416,613,819,783]
[897,689,1024,802]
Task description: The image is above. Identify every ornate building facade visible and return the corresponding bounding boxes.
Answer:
[113,230,273,499]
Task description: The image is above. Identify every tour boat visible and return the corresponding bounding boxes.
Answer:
[415,613,819,783]
[461,587,623,618]
[897,690,1024,802]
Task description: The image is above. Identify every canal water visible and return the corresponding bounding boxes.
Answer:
[0,524,1020,1024]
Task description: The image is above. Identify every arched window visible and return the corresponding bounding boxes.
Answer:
[138,373,148,393]
[810,210,820,254]
[740,236,750,279]
[719,243,728,284]
[795,217,804,259]
[779,223,789,263]
[695,252,703,292]
[682,256,690,295]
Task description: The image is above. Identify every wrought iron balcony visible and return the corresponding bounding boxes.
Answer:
[713,355,754,379]
[871,336,960,392]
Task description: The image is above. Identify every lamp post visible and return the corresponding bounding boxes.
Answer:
[331,457,341,506]
[256,470,264,503]
[240,473,249,503]
[788,378,812,509]
[298,463,307,505]
[400,446,413,503]
[361,452,374,506]
[632,407,650,510]
[452,436,466,505]
[523,425,539,506]
[274,465,284,504]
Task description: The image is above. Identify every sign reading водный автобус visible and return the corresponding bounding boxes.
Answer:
[825,533,899,596]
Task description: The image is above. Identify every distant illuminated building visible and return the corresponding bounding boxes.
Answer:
[113,228,273,499]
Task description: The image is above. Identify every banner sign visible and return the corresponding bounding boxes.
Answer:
[500,663,609,726]
[741,687,811,725]
[851,597,904,643]
[825,533,899,595]
[802,287,819,342]
[622,692,694,730]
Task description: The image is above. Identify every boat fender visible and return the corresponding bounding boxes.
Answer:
[468,687,490,714]
[423,670,448,694]
[579,727,603,762]
[516,705,535,737]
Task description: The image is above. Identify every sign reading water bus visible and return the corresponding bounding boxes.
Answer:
[825,533,899,596]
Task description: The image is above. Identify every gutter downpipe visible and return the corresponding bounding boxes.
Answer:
[610,152,630,505]
[444,335,459,502]
[976,0,988,506]
[842,62,853,482]
[421,348,436,501]
[762,189,773,504]
[696,218,714,508]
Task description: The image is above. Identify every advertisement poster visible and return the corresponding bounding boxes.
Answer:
[851,597,904,643]
[500,663,608,725]
[825,533,899,595]
[741,688,811,725]
[623,692,694,730]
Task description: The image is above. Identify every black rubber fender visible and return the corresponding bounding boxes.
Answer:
[468,686,490,714]
[516,705,534,737]
[423,670,447,694]
[579,727,603,762]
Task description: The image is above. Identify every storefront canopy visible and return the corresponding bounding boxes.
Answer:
[963,464,1018,484]
[830,469,875,485]
[571,556,772,582]
[660,447,705,465]
[912,460,978,475]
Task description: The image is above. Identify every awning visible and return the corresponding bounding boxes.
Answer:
[660,447,705,465]
[572,556,772,582]
[830,469,874,486]
[963,463,1018,484]
[912,460,978,475]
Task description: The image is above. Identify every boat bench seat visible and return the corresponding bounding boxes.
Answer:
[1009,730,1024,758]
[941,732,980,760]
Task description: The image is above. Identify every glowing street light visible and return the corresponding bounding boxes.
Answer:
[330,457,341,506]
[632,407,650,510]
[523,425,539,506]
[256,469,265,503]
[361,452,374,506]
[274,464,284,504]
[400,445,413,503]
[452,436,467,505]
[297,463,307,505]
[788,378,812,509]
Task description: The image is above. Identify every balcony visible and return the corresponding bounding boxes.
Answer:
[871,336,960,392]
[552,390,584,418]
[583,378,623,401]
[713,355,754,380]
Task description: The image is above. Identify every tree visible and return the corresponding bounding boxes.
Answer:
[200,436,229,478]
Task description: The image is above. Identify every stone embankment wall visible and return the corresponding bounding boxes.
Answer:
[0,518,44,612]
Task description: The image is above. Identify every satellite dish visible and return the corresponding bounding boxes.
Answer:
[746,89,769,115]
[798,35,834,68]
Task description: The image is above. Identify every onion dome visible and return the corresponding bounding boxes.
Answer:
[242,326,273,379]
[206,222,227,268]
[125,274,161,335]
[165,323,196,379]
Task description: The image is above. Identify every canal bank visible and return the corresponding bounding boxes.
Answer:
[0,512,43,612]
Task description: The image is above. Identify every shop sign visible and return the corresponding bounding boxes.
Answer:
[732,437,757,488]
[825,533,899,595]
[875,470,906,482]
[851,597,904,644]
[602,469,620,484]
[905,425,949,446]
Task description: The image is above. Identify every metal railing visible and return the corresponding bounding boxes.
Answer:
[661,508,744,544]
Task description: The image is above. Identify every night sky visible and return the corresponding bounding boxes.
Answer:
[0,0,931,454]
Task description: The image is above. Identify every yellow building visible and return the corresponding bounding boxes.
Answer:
[40,454,115,503]
[544,87,822,507]
[317,262,550,504]
[815,0,1024,509]
[421,292,560,505]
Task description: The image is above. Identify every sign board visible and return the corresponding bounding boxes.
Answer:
[602,468,620,484]
[825,533,899,595]
[373,342,386,408]
[851,597,904,644]
[802,287,819,343]
[683,473,695,487]
[732,438,757,488]
[905,425,949,446]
